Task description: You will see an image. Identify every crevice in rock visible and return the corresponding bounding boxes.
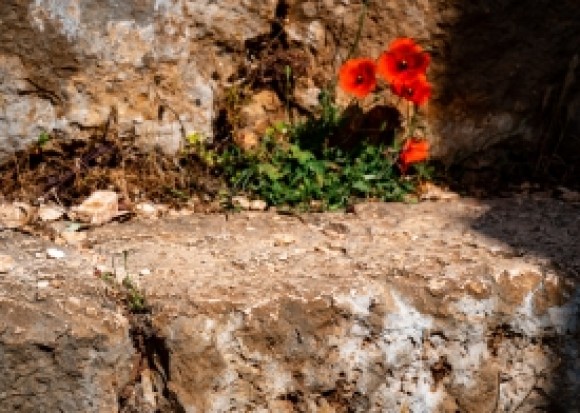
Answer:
[118,312,184,413]
[487,323,524,357]
[211,107,234,147]
[274,0,289,20]
[430,355,453,388]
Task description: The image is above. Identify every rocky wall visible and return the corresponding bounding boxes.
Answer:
[1,0,579,166]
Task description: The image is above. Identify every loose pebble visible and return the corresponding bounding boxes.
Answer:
[0,254,16,273]
[249,199,268,211]
[46,248,66,259]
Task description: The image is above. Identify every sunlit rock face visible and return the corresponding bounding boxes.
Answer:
[1,1,579,168]
[2,198,578,412]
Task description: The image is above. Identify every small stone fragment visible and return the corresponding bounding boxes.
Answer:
[420,182,460,201]
[68,296,81,306]
[85,306,97,316]
[427,278,449,297]
[273,233,296,246]
[70,191,119,225]
[141,368,156,408]
[139,268,151,276]
[0,254,16,273]
[558,186,580,202]
[231,196,251,210]
[135,202,158,218]
[465,279,491,299]
[60,230,88,246]
[46,248,66,259]
[38,204,65,222]
[234,129,260,150]
[249,199,268,211]
[37,280,49,289]
[0,202,33,229]
[309,200,324,211]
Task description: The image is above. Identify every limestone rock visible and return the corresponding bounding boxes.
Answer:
[1,1,578,166]
[70,191,119,225]
[90,196,580,412]
[0,202,34,229]
[135,202,159,218]
[1,197,579,411]
[38,204,66,222]
[233,90,286,150]
[0,254,16,273]
[249,199,268,211]
[0,232,135,412]
[46,248,66,259]
[240,90,284,126]
[231,195,251,210]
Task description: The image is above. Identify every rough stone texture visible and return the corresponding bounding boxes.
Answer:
[0,0,279,158]
[1,1,580,164]
[1,196,578,412]
[0,232,136,412]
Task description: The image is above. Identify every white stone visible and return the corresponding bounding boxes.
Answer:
[70,191,119,225]
[46,248,66,259]
[135,202,157,217]
[231,196,250,210]
[249,199,267,211]
[37,280,49,289]
[38,205,65,222]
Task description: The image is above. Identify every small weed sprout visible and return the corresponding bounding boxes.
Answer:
[122,276,148,313]
[37,131,51,147]
[98,250,149,314]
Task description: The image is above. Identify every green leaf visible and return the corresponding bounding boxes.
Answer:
[37,131,51,147]
[352,180,370,193]
[288,144,314,164]
[257,163,283,180]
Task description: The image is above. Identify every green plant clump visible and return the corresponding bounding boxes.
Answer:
[211,93,423,211]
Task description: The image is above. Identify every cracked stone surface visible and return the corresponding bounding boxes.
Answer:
[1,196,578,412]
[0,232,135,412]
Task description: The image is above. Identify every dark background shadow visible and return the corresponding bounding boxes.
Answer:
[434,0,580,192]
[468,197,579,411]
[436,2,580,409]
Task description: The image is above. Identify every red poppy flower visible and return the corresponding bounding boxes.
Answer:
[399,138,429,172]
[390,74,432,106]
[377,37,430,84]
[338,58,377,99]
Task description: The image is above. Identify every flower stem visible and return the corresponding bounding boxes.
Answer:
[408,104,419,137]
[329,0,370,94]
[346,0,370,61]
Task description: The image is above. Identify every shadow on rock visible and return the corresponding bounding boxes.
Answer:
[469,196,579,411]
